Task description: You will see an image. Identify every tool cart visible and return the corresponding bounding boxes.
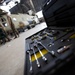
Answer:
[24,0,75,75]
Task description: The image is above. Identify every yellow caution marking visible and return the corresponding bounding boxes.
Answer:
[70,34,75,39]
[31,49,48,62]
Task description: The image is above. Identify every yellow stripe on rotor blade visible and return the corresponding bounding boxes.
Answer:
[31,49,48,62]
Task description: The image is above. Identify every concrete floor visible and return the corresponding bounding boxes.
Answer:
[0,22,47,75]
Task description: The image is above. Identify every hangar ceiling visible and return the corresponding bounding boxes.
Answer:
[0,0,45,14]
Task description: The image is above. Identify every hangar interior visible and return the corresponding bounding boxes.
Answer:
[0,0,75,75]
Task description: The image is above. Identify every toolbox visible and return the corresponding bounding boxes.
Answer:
[24,0,75,75]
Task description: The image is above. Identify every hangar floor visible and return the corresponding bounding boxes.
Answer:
[0,22,47,75]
